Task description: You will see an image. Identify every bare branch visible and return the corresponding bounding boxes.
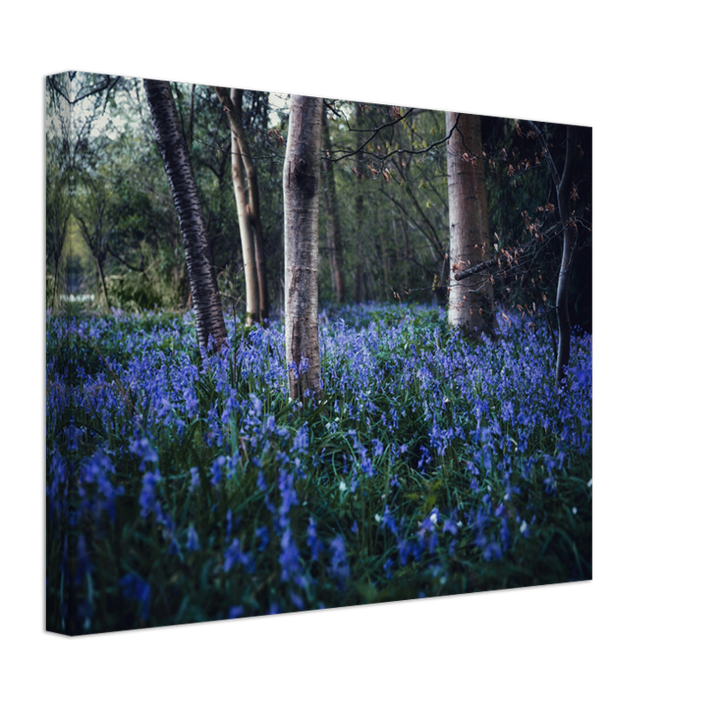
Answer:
[324,110,459,167]
[454,224,563,281]
[526,121,561,190]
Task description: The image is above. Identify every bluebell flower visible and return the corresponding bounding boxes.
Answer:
[224,538,253,573]
[519,519,529,537]
[291,424,309,455]
[417,445,432,470]
[382,505,399,536]
[255,526,269,552]
[206,334,216,355]
[442,518,458,536]
[210,456,225,486]
[130,437,159,470]
[277,470,299,518]
[229,605,245,619]
[187,524,200,552]
[226,452,240,479]
[138,469,161,520]
[157,396,173,425]
[256,470,267,492]
[189,467,200,489]
[483,543,503,561]
[183,386,198,418]
[307,518,323,562]
[264,415,277,435]
[264,495,276,514]
[397,538,413,566]
[353,445,373,477]
[226,510,233,541]
[473,507,489,549]
[418,508,439,537]
[328,536,350,589]
[543,474,557,495]
[279,528,301,583]
[249,392,263,418]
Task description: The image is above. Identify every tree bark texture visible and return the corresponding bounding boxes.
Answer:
[446,112,493,335]
[283,95,323,400]
[144,78,227,354]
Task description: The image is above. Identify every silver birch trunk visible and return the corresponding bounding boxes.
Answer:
[446,112,493,335]
[231,127,260,325]
[144,79,227,355]
[283,95,323,400]
[215,86,270,322]
[223,87,259,324]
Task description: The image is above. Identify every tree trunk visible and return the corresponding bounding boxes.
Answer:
[283,95,323,400]
[555,125,580,383]
[215,86,270,322]
[230,127,260,325]
[218,87,260,325]
[353,102,366,304]
[446,112,493,336]
[144,79,227,355]
[96,258,111,311]
[321,106,346,303]
[188,83,195,149]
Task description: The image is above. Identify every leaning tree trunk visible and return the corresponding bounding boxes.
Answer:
[214,86,270,322]
[554,125,579,383]
[144,79,227,355]
[446,112,493,336]
[230,127,260,325]
[230,89,270,322]
[526,121,580,384]
[283,95,323,401]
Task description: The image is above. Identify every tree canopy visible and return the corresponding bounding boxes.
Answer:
[47,72,591,341]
